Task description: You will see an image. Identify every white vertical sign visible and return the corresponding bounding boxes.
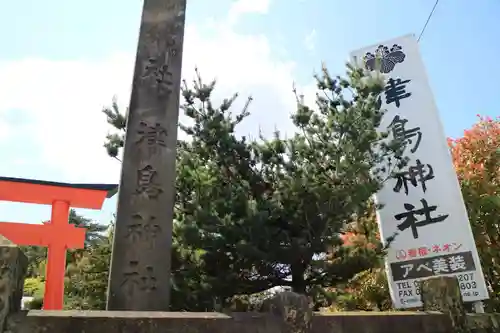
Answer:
[350,34,489,309]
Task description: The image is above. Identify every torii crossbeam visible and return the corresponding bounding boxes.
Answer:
[0,176,117,310]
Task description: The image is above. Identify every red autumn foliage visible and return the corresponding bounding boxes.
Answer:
[448,114,500,311]
[448,115,500,186]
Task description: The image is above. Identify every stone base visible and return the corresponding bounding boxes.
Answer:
[10,310,460,333]
[15,311,281,333]
[4,288,498,333]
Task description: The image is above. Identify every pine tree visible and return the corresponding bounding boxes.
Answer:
[102,64,403,308]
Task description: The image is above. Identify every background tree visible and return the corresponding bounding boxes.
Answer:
[64,225,112,309]
[448,115,500,311]
[323,203,392,311]
[103,63,402,310]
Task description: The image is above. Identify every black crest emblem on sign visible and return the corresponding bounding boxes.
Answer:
[364,44,406,73]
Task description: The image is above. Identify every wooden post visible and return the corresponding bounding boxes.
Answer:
[420,276,471,333]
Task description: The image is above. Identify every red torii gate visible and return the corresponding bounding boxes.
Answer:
[0,176,117,310]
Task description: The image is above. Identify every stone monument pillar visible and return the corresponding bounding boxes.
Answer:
[106,0,187,311]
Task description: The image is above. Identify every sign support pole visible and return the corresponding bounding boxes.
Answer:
[473,301,485,313]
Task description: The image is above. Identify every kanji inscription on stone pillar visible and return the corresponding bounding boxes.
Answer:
[106,0,187,311]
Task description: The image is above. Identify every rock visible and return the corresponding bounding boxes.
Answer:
[0,245,27,332]
[259,291,313,333]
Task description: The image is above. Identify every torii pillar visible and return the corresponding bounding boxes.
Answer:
[0,176,117,310]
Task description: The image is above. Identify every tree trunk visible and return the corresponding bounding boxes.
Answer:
[291,263,307,294]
